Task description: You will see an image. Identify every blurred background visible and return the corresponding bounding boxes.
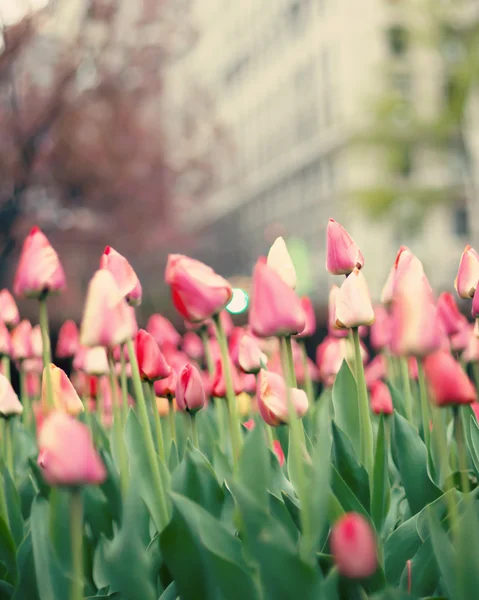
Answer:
[1,0,478,326]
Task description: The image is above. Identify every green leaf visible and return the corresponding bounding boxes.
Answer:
[269,493,299,542]
[159,582,177,600]
[384,514,421,585]
[427,508,456,598]
[388,384,408,421]
[371,415,391,532]
[318,566,339,600]
[99,450,121,525]
[416,490,456,541]
[331,465,370,519]
[2,467,24,549]
[0,581,14,600]
[83,486,114,542]
[238,421,269,507]
[332,361,360,456]
[12,531,40,600]
[0,516,16,585]
[468,415,479,474]
[31,496,71,600]
[168,441,179,472]
[455,501,479,600]
[370,589,420,600]
[399,537,438,597]
[392,411,441,515]
[212,444,232,484]
[160,492,261,600]
[332,421,370,511]
[171,445,224,518]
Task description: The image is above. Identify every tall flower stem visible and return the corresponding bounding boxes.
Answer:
[201,327,226,451]
[70,489,84,600]
[119,347,129,427]
[352,327,374,477]
[126,337,169,530]
[1,356,10,382]
[299,340,315,405]
[39,296,53,409]
[432,406,458,532]
[417,360,430,449]
[4,418,14,479]
[212,313,242,468]
[107,352,128,495]
[453,406,470,496]
[19,366,31,430]
[399,357,414,423]
[148,381,165,462]
[189,414,199,450]
[167,396,177,446]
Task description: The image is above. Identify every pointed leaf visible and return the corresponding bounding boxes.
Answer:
[332,361,360,455]
[371,415,391,532]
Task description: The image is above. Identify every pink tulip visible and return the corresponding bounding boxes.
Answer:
[335,268,375,329]
[297,296,316,338]
[472,285,479,320]
[316,337,345,386]
[13,226,66,298]
[11,320,33,361]
[408,356,419,380]
[211,357,243,397]
[295,354,320,386]
[238,333,266,374]
[326,219,364,275]
[146,313,181,349]
[437,292,465,337]
[257,370,308,427]
[30,325,43,358]
[455,245,479,299]
[365,354,388,388]
[423,351,476,406]
[243,419,255,431]
[249,258,305,338]
[242,373,257,394]
[182,332,204,360]
[0,290,19,328]
[370,380,393,415]
[0,320,12,357]
[175,363,205,413]
[381,247,424,305]
[228,327,244,366]
[26,371,40,398]
[165,254,232,322]
[154,370,177,397]
[331,513,378,579]
[328,286,348,338]
[100,245,142,306]
[134,329,171,382]
[56,320,79,358]
[370,305,390,351]
[390,274,441,357]
[450,321,472,353]
[267,236,297,289]
[43,364,84,416]
[273,440,285,466]
[0,374,23,416]
[80,270,137,348]
[464,328,479,362]
[74,346,109,376]
[38,412,106,486]
[22,358,43,373]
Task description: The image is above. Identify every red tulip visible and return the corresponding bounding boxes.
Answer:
[154,370,177,397]
[175,363,205,413]
[249,259,305,338]
[80,270,137,348]
[370,380,393,415]
[297,296,316,338]
[0,320,12,357]
[335,269,375,329]
[437,292,465,337]
[38,412,106,486]
[267,236,297,289]
[0,290,19,328]
[257,370,308,427]
[13,226,66,298]
[238,333,266,374]
[243,419,255,431]
[328,286,348,338]
[43,364,84,416]
[0,374,23,417]
[182,332,204,360]
[331,513,378,578]
[455,245,479,299]
[135,329,171,381]
[165,254,232,322]
[326,219,364,275]
[211,358,243,397]
[423,351,476,406]
[100,246,142,306]
[273,440,285,466]
[11,320,33,361]
[56,320,79,358]
[370,305,390,351]
[146,313,181,349]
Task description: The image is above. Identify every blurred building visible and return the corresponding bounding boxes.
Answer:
[169,0,478,304]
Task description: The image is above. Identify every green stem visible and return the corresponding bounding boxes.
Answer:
[432,406,458,532]
[212,313,242,467]
[417,360,430,448]
[299,340,315,404]
[352,327,374,477]
[1,356,10,382]
[167,397,177,445]
[108,352,128,495]
[119,347,129,426]
[265,424,275,452]
[190,413,199,449]
[126,337,169,530]
[19,367,31,430]
[399,357,414,423]
[453,407,470,496]
[39,296,53,409]
[148,382,165,462]
[4,418,13,479]
[70,489,84,600]
[201,328,227,451]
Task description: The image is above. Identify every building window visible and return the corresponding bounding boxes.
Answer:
[453,200,469,237]
[387,25,408,57]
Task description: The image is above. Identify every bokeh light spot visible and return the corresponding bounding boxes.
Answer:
[226,288,249,314]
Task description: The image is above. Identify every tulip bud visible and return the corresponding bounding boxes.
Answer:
[242,373,257,394]
[381,247,424,305]
[182,332,204,360]
[335,269,375,329]
[100,246,142,306]
[370,305,390,351]
[330,513,378,579]
[13,226,66,298]
[23,358,43,373]
[176,363,205,413]
[146,313,181,349]
[211,358,243,397]
[0,320,12,357]
[437,292,465,337]
[56,320,79,358]
[0,290,19,328]
[80,270,137,348]
[296,296,316,338]
[455,245,479,299]
[257,370,308,427]
[464,327,479,363]
[11,320,32,361]
[266,236,296,289]
[238,333,266,374]
[74,346,109,376]
[38,412,106,486]
[249,259,305,338]
[380,264,396,306]
[154,370,177,397]
[326,219,364,275]
[0,374,23,417]
[472,285,479,320]
[43,364,84,416]
[30,325,43,359]
[135,329,171,381]
[328,286,348,338]
[423,351,476,407]
[165,254,233,322]
[370,380,393,415]
[316,337,345,386]
[26,371,40,399]
[450,321,471,353]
